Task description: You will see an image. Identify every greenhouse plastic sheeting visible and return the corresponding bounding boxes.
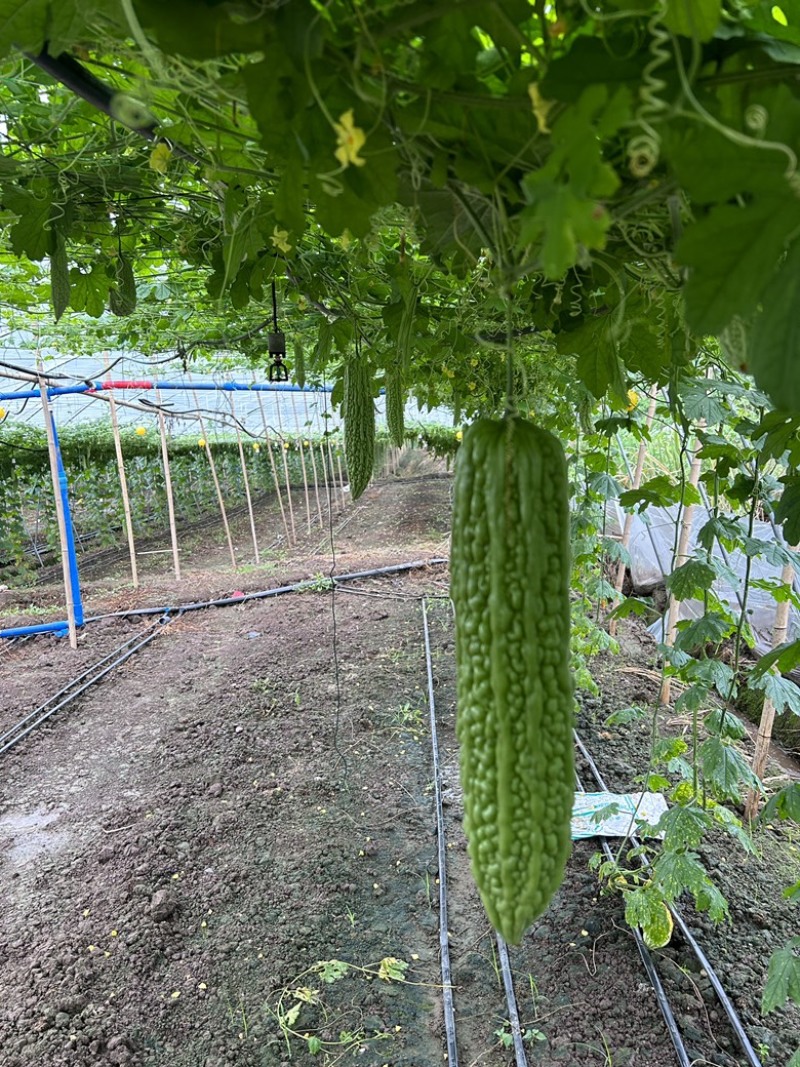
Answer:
[610,503,800,659]
[571,791,667,839]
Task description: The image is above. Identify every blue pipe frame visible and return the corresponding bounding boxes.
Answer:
[0,380,336,639]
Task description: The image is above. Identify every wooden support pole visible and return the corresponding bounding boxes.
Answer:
[155,390,182,581]
[254,383,293,546]
[659,431,705,706]
[104,354,139,588]
[290,390,313,533]
[610,393,657,636]
[745,554,797,821]
[228,394,260,565]
[192,393,237,571]
[303,393,325,529]
[274,390,297,542]
[37,368,78,649]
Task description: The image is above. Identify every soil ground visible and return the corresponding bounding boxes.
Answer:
[1,452,798,1067]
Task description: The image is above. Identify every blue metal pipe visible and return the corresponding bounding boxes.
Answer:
[0,620,70,638]
[0,381,334,402]
[50,412,84,627]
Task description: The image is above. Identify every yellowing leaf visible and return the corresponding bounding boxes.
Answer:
[149,143,172,174]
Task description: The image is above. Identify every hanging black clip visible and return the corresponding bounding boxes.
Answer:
[268,330,288,382]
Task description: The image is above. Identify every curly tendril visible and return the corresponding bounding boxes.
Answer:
[744,104,769,135]
[626,2,670,178]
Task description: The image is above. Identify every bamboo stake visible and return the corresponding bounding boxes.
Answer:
[254,383,293,546]
[274,388,298,541]
[104,354,139,588]
[155,389,181,581]
[290,390,312,533]
[610,393,658,637]
[745,554,797,821]
[659,431,705,706]
[228,394,260,564]
[192,390,237,570]
[303,392,325,528]
[37,368,77,649]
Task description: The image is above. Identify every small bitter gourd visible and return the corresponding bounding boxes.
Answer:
[343,357,375,500]
[385,365,405,448]
[450,415,574,944]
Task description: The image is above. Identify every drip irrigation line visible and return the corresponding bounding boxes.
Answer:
[420,598,459,1067]
[494,934,529,1067]
[573,764,692,1067]
[0,614,174,756]
[573,730,764,1067]
[79,559,449,624]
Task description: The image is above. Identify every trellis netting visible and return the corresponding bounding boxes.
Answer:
[608,501,800,661]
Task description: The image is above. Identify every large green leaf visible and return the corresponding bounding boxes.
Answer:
[663,0,722,41]
[0,0,49,56]
[677,198,800,335]
[748,239,800,410]
[762,939,800,1015]
[4,183,52,260]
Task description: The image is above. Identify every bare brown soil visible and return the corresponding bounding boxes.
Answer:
[0,457,798,1067]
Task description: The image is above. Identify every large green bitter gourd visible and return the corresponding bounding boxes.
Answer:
[450,415,574,944]
[343,357,375,500]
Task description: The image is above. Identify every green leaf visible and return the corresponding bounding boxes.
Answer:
[762,782,800,823]
[662,0,721,41]
[705,708,747,740]
[700,736,760,801]
[5,184,53,261]
[762,939,800,1015]
[666,559,717,600]
[676,198,800,336]
[652,803,709,849]
[748,238,800,410]
[0,0,49,56]
[752,410,800,464]
[776,473,800,545]
[604,704,648,726]
[674,611,734,651]
[751,672,800,716]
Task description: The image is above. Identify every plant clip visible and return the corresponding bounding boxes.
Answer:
[268,331,289,382]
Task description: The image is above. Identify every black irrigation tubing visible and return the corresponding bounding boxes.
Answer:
[572,762,692,1067]
[573,730,764,1067]
[81,558,450,623]
[0,613,175,757]
[421,598,459,1067]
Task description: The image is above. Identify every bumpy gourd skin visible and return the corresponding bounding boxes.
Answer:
[385,366,405,448]
[344,358,375,500]
[451,416,574,945]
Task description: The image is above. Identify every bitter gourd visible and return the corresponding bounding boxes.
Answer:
[385,365,405,448]
[450,415,574,944]
[343,357,375,500]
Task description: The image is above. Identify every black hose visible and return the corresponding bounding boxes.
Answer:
[0,613,174,756]
[84,558,449,622]
[574,730,764,1067]
[421,599,459,1067]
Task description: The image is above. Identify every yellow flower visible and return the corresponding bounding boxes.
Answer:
[334,109,367,168]
[252,442,261,452]
[135,426,147,436]
[455,430,463,441]
[0,407,6,419]
[198,438,206,448]
[626,389,639,412]
[271,226,292,254]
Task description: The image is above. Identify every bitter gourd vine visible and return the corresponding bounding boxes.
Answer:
[450,415,574,944]
[343,356,375,500]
